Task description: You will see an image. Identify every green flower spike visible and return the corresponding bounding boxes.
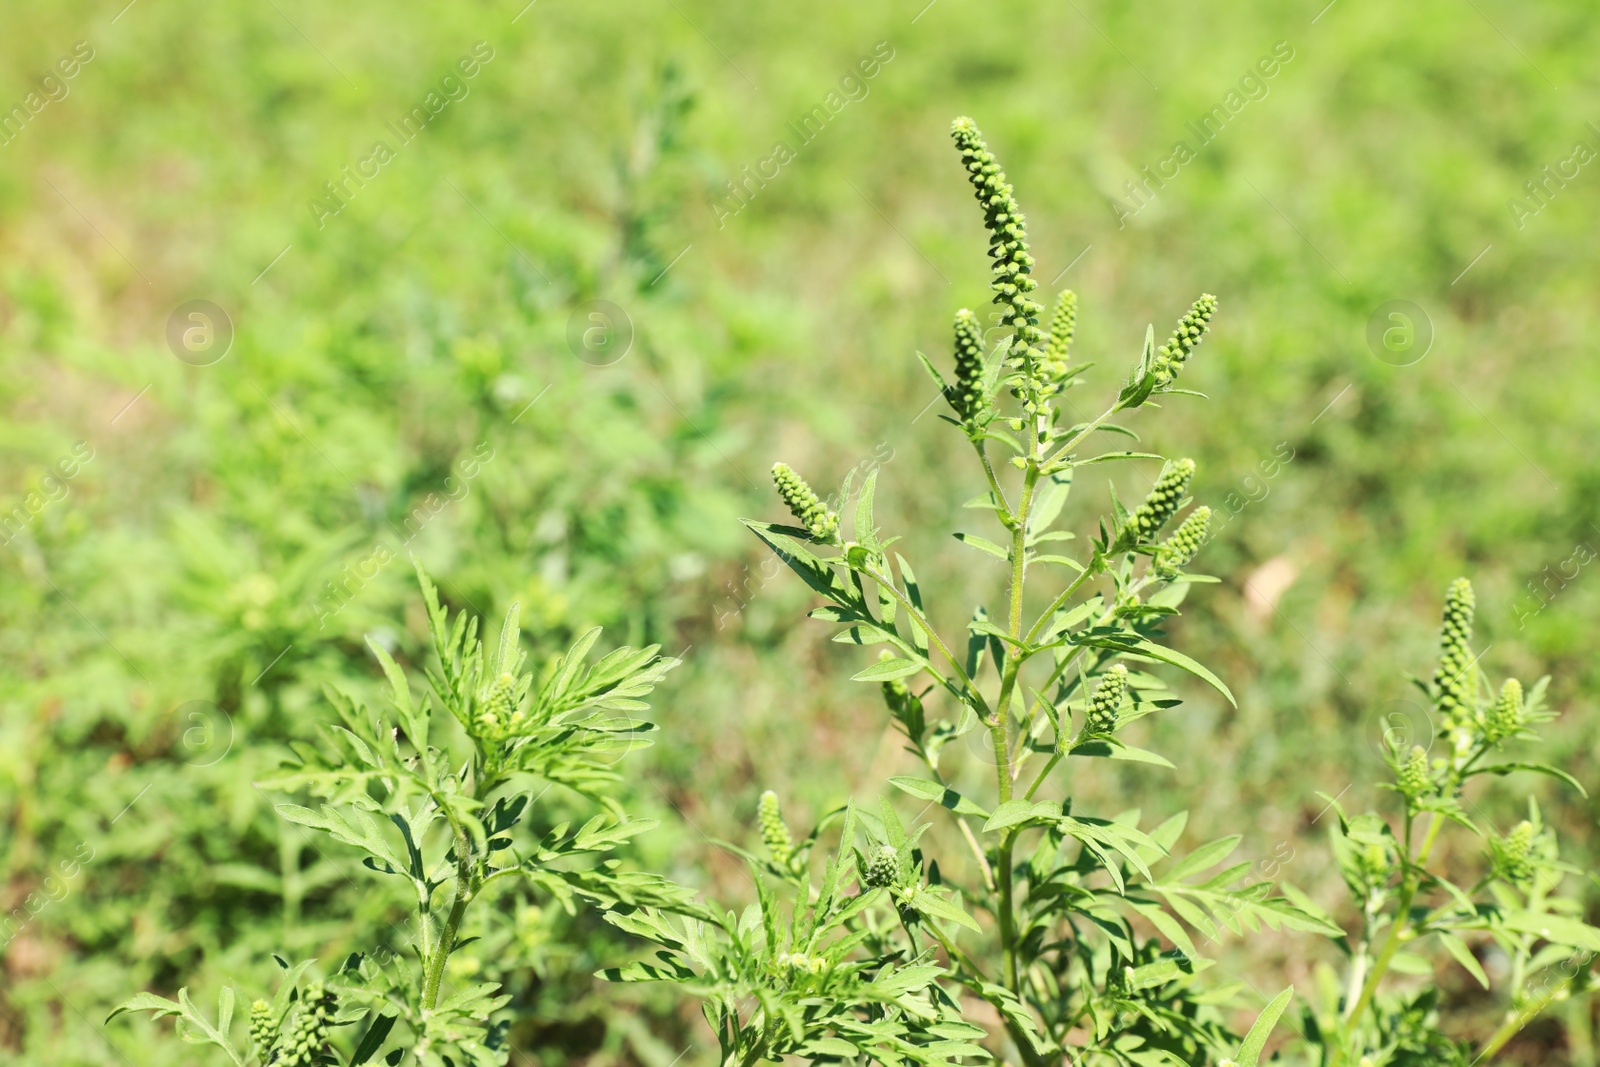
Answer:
[950,117,1046,395]
[1085,663,1128,735]
[945,308,989,423]
[758,790,795,867]
[476,670,520,738]
[1396,745,1431,801]
[278,983,335,1067]
[1432,578,1476,727]
[772,462,841,544]
[248,999,275,1056]
[1130,458,1196,542]
[1042,289,1077,391]
[1485,678,1525,744]
[1494,820,1536,885]
[1150,294,1217,388]
[865,844,900,889]
[1155,505,1211,576]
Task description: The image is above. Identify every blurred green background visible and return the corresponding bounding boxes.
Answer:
[2,0,1598,1063]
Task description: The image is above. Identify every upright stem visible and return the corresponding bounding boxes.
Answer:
[1343,811,1445,1036]
[422,824,476,1011]
[993,427,1041,993]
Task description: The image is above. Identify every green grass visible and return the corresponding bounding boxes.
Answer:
[2,0,1599,1063]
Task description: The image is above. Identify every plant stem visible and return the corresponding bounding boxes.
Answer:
[422,824,476,1011]
[1042,400,1121,470]
[993,430,1041,994]
[957,817,996,892]
[1343,810,1445,1034]
[866,563,989,720]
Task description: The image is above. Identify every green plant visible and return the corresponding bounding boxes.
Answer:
[1303,577,1600,1066]
[111,563,702,1065]
[601,117,1337,1066]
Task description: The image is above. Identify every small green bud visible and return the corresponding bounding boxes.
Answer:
[1085,664,1128,735]
[1396,745,1431,801]
[757,790,794,867]
[1154,506,1211,576]
[771,462,841,544]
[864,844,900,888]
[1432,578,1476,726]
[1485,677,1524,744]
[1150,294,1217,387]
[1129,459,1196,541]
[1494,820,1536,885]
[248,999,275,1055]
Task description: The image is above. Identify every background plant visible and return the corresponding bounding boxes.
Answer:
[112,564,701,1065]
[1299,578,1600,1066]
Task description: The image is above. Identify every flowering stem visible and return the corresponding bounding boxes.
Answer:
[993,433,1041,994]
[1343,810,1445,1038]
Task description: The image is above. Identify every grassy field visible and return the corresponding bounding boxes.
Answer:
[3,0,1599,1063]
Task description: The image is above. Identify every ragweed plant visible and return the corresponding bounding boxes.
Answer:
[111,563,701,1066]
[1306,578,1599,1066]
[602,117,1337,1067]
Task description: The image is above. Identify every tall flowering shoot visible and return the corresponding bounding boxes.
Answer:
[603,117,1334,1067]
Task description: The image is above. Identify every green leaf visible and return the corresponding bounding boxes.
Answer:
[1472,762,1589,797]
[1166,836,1242,882]
[852,658,925,682]
[1078,451,1164,465]
[1233,987,1294,1067]
[1502,912,1600,952]
[350,1013,399,1065]
[1081,633,1236,707]
[983,800,1060,833]
[903,885,981,932]
[854,469,880,546]
[887,777,990,818]
[1436,933,1489,988]
[953,532,1009,560]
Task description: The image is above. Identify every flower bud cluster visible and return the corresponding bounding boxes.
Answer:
[1129,459,1196,542]
[1432,578,1477,727]
[1042,289,1077,385]
[277,983,335,1067]
[771,462,841,544]
[1494,820,1537,885]
[249,999,276,1057]
[1154,506,1211,577]
[945,308,989,423]
[1085,664,1128,735]
[1485,678,1525,744]
[758,790,795,867]
[776,952,828,974]
[864,844,901,888]
[475,670,525,740]
[1150,294,1217,388]
[1396,745,1431,801]
[950,117,1049,414]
